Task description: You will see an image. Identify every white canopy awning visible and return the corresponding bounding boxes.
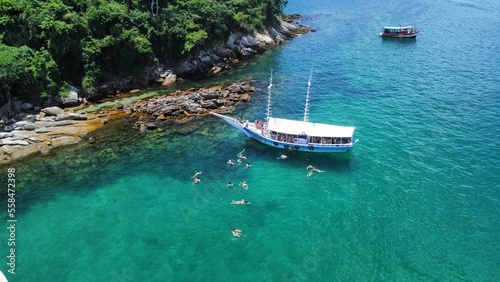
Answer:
[267,118,355,138]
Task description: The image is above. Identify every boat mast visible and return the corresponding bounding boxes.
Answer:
[266,69,273,124]
[303,68,313,122]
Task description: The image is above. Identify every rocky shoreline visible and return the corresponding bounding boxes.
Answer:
[0,16,312,165]
[0,80,255,165]
[93,16,312,97]
[0,108,121,165]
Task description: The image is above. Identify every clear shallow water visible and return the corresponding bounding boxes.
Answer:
[2,0,500,281]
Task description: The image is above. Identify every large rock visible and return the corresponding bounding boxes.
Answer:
[63,91,81,107]
[0,132,13,139]
[200,90,221,100]
[20,103,34,111]
[42,106,65,116]
[0,138,29,146]
[12,100,23,113]
[55,114,88,121]
[161,74,177,86]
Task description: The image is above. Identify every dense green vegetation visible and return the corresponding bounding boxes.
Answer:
[0,0,287,104]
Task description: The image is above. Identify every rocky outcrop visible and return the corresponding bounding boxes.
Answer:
[123,80,255,126]
[0,111,118,165]
[41,106,65,116]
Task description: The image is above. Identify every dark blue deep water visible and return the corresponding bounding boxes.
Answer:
[1,0,499,281]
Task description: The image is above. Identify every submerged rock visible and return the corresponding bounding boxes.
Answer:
[55,114,88,121]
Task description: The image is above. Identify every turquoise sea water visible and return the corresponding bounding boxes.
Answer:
[2,0,500,281]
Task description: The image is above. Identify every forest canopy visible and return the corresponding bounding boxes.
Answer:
[0,0,288,103]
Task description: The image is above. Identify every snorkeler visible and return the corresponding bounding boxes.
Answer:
[191,170,202,178]
[239,181,248,189]
[193,177,201,185]
[237,149,247,160]
[313,167,325,173]
[232,199,250,205]
[232,229,242,237]
[277,154,287,160]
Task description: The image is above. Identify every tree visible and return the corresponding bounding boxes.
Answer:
[0,0,290,102]
[0,43,62,104]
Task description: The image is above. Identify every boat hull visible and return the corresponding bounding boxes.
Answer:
[242,126,354,153]
[380,32,418,38]
[212,113,356,153]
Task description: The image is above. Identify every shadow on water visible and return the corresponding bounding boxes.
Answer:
[379,36,418,46]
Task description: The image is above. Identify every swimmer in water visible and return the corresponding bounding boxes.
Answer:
[232,229,242,237]
[191,170,202,178]
[237,149,247,160]
[239,181,248,189]
[193,177,201,185]
[232,199,250,205]
[277,154,287,160]
[313,167,325,173]
[227,182,233,188]
[227,159,235,166]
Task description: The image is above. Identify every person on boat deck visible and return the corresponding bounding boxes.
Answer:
[232,229,242,237]
[255,120,263,130]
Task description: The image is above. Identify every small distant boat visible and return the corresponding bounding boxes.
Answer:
[380,25,419,38]
[211,70,358,153]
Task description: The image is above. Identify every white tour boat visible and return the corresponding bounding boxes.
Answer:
[380,25,419,38]
[212,71,358,153]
